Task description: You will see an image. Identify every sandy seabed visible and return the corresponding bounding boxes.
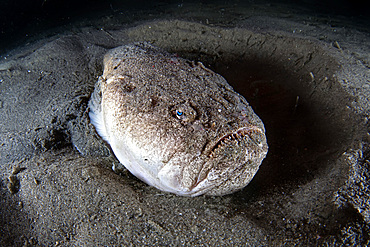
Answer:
[1,2,370,246]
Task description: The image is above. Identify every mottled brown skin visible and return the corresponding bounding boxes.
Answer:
[89,43,268,196]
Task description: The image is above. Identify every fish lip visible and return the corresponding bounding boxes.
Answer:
[206,125,263,157]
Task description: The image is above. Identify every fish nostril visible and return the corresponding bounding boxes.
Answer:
[227,121,237,127]
[204,121,217,131]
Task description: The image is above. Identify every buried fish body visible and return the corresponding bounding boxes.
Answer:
[88,43,268,196]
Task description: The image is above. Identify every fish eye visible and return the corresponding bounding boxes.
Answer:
[171,102,197,123]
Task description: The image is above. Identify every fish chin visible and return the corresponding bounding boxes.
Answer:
[190,128,268,196]
[157,163,191,195]
[155,129,267,197]
[109,135,196,195]
[104,120,267,197]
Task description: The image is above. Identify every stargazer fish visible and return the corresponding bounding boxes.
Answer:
[88,42,268,196]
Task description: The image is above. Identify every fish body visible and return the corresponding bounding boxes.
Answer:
[89,43,268,196]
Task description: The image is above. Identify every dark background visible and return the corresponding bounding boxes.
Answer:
[0,0,369,54]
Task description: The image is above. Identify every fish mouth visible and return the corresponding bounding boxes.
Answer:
[207,125,264,157]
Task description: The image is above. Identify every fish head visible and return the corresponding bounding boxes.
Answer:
[89,43,268,196]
